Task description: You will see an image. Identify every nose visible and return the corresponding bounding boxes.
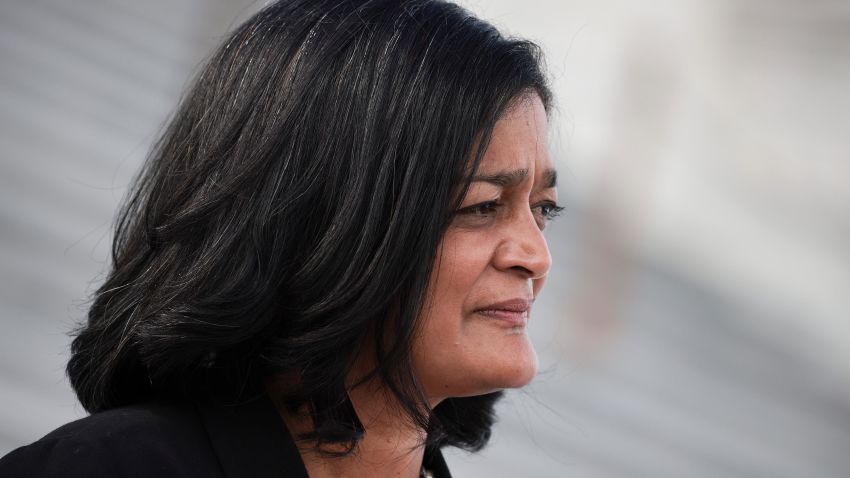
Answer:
[493,211,552,280]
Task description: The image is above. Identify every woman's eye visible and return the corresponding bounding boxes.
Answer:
[456,200,501,217]
[453,200,563,228]
[452,200,502,227]
[533,201,565,225]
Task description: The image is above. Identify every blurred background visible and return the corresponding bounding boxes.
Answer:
[1,0,848,476]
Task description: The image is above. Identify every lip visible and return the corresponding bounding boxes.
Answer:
[473,298,533,327]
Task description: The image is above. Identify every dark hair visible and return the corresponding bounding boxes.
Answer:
[67,0,551,453]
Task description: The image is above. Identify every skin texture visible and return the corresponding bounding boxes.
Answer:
[273,93,557,478]
[413,93,556,404]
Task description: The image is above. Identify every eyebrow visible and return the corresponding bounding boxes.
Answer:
[471,169,528,187]
[470,168,557,189]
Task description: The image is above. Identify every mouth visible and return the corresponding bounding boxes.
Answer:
[473,298,533,327]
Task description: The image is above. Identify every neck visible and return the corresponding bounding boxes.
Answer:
[265,375,428,478]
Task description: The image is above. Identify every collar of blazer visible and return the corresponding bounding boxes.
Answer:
[196,394,453,478]
[197,394,309,478]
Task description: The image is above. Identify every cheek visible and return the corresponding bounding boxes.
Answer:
[412,234,488,377]
[430,229,492,304]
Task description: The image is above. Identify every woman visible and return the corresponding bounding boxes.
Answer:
[0,0,560,476]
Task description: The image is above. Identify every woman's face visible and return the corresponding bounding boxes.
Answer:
[413,94,558,403]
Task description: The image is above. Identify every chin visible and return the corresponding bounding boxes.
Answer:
[496,350,539,389]
[472,341,539,394]
[502,330,539,385]
[416,329,540,400]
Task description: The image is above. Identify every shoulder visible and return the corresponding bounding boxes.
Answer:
[0,402,223,478]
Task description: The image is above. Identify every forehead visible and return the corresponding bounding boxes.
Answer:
[478,94,552,177]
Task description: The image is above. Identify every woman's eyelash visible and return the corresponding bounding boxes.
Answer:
[535,201,565,220]
[455,201,564,221]
[456,200,501,216]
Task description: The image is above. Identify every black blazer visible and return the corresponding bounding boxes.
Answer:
[0,395,452,477]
